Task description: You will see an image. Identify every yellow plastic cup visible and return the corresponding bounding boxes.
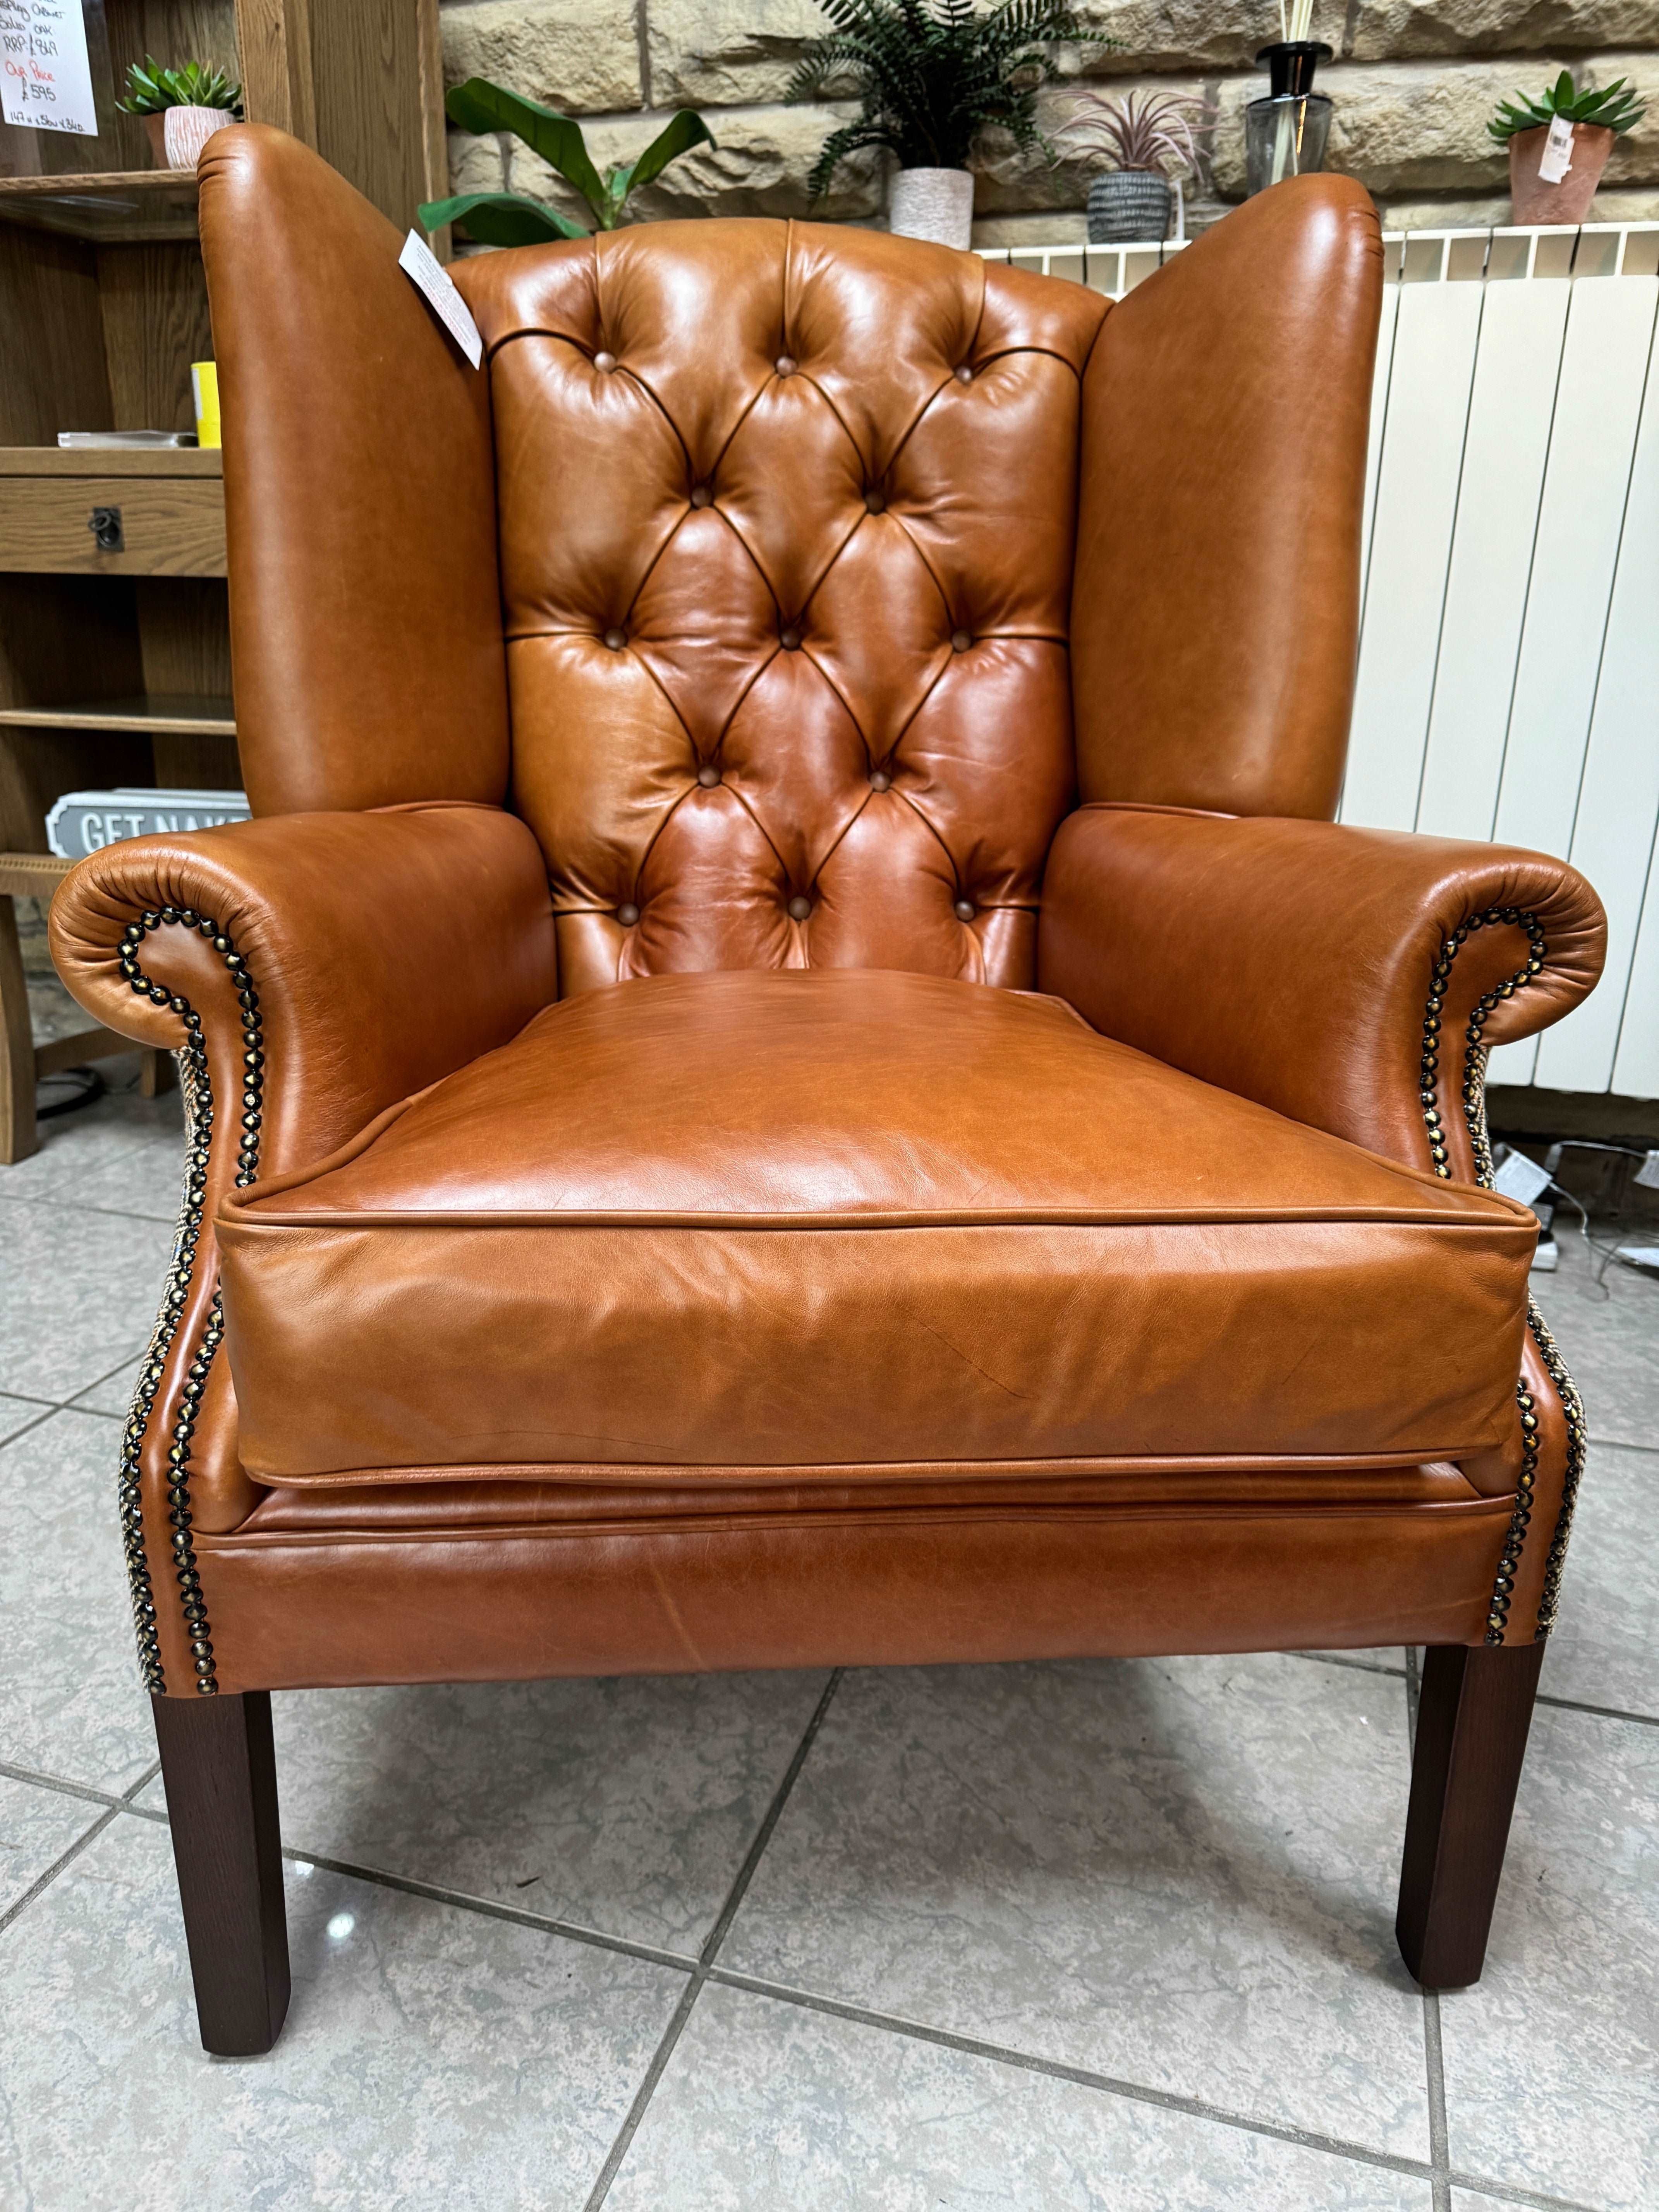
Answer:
[191,361,221,450]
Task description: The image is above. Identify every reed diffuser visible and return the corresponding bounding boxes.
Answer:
[1247,2,1333,194]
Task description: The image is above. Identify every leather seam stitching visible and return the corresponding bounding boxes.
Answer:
[201,1496,1519,1551]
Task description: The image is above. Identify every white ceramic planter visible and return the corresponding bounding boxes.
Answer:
[144,105,235,170]
[888,167,975,249]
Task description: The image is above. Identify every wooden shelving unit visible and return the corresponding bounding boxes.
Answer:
[0,170,202,240]
[0,0,447,1160]
[0,694,236,734]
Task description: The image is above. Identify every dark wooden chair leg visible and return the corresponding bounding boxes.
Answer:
[151,1690,291,2056]
[1396,1641,1545,1990]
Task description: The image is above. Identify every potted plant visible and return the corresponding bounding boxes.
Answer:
[1061,88,1214,244]
[420,79,715,243]
[788,0,1108,251]
[1489,70,1646,227]
[117,57,242,171]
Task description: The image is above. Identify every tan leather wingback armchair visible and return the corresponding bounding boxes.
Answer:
[51,127,1606,2058]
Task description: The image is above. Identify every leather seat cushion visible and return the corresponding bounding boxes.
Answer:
[216,968,1535,1486]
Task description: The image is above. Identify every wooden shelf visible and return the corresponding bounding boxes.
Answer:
[0,171,200,243]
[0,694,234,736]
[0,447,221,478]
[1,0,447,1163]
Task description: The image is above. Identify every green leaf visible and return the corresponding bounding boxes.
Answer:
[1554,68,1575,106]
[117,53,241,113]
[418,192,589,245]
[443,78,609,218]
[623,109,718,195]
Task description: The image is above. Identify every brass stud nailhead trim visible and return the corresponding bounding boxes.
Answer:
[115,910,264,1695]
[1417,905,1586,1645]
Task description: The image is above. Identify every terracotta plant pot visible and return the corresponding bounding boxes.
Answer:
[143,105,234,170]
[1508,121,1613,226]
[888,167,975,249]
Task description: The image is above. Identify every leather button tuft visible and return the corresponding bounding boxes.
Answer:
[617,902,640,926]
[696,763,721,787]
[954,898,975,921]
[787,895,812,921]
[603,627,627,651]
[951,629,972,653]
[594,350,617,373]
[689,484,714,508]
[864,488,886,514]
[955,363,974,383]
[780,626,801,651]
[775,354,797,376]
[869,769,891,792]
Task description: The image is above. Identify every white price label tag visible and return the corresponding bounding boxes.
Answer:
[0,0,100,136]
[398,230,483,369]
[1537,113,1576,184]
[1493,1147,1553,1207]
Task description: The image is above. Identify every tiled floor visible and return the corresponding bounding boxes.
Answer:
[2,1073,1656,2211]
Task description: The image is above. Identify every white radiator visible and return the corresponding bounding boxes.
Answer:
[983,224,1659,1098]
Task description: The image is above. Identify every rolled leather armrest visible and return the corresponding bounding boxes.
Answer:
[46,802,558,1572]
[1038,803,1607,1182]
[50,800,557,1177]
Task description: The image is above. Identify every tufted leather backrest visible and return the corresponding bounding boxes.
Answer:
[456,223,1106,995]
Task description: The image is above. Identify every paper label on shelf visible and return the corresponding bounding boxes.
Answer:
[398,231,483,369]
[0,0,100,137]
[1537,114,1575,183]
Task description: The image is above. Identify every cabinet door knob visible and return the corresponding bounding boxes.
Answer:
[88,506,124,553]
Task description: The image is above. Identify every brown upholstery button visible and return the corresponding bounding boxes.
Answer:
[775,354,797,376]
[617,902,640,926]
[869,769,891,792]
[594,350,617,372]
[951,629,972,652]
[954,897,975,921]
[864,488,886,514]
[780,626,801,651]
[955,363,974,383]
[696,763,721,787]
[603,627,627,650]
[689,484,714,508]
[787,895,812,921]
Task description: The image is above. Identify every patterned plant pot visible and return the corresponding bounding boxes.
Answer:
[888,167,976,249]
[1508,122,1613,225]
[144,105,234,170]
[1087,170,1173,245]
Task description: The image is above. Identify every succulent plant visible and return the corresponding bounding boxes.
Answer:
[1060,88,1216,178]
[787,0,1114,199]
[1488,70,1646,144]
[419,79,716,244]
[117,57,242,115]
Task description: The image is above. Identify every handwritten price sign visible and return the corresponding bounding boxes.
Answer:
[0,0,100,136]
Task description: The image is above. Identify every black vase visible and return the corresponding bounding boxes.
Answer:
[1255,41,1333,97]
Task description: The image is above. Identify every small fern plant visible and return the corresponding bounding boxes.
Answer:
[420,78,716,244]
[787,0,1111,198]
[1487,70,1645,144]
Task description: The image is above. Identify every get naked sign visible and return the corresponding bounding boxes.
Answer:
[0,0,100,135]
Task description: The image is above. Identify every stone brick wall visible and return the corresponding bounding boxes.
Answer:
[438,0,1659,242]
